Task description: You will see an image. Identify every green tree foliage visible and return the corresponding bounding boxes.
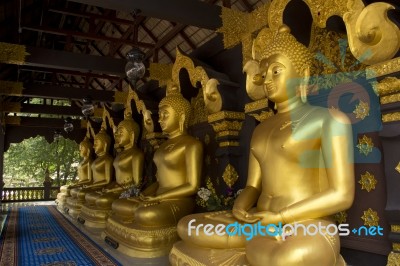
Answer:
[4,136,80,187]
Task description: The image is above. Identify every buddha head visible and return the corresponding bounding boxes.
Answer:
[254,25,312,103]
[79,137,93,158]
[158,92,192,135]
[93,128,111,155]
[115,117,140,148]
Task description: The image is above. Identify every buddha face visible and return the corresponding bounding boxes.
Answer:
[260,54,301,103]
[79,144,88,157]
[93,138,105,155]
[158,104,180,134]
[115,124,131,147]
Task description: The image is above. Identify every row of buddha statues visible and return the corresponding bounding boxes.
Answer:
[56,25,356,265]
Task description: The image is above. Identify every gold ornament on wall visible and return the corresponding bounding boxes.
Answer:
[392,225,400,233]
[356,135,374,156]
[0,81,24,96]
[353,101,370,120]
[222,164,239,188]
[361,208,379,227]
[148,63,173,87]
[382,112,400,123]
[358,171,377,192]
[373,77,400,96]
[387,252,400,266]
[393,243,400,252]
[0,42,29,65]
[395,162,400,174]
[334,211,347,224]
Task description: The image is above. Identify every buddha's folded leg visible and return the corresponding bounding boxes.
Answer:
[135,198,194,228]
[246,219,341,266]
[177,211,247,249]
[111,198,141,222]
[96,192,120,209]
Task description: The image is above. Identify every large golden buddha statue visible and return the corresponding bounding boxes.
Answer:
[66,128,114,219]
[102,91,203,257]
[78,117,144,228]
[170,25,355,266]
[56,137,93,212]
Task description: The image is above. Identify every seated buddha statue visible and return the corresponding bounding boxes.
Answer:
[170,25,355,266]
[103,91,203,257]
[78,117,144,228]
[66,128,114,219]
[56,137,93,212]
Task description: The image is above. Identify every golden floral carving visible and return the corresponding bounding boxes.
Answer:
[382,112,400,123]
[244,99,269,113]
[222,164,239,188]
[353,101,370,120]
[124,87,146,116]
[334,211,347,224]
[217,3,270,61]
[208,111,245,123]
[393,243,400,252]
[216,131,240,138]
[248,111,274,122]
[387,252,400,266]
[211,121,243,133]
[358,171,377,192]
[361,208,379,226]
[366,57,400,79]
[392,225,400,233]
[356,135,374,156]
[268,0,354,30]
[190,89,208,125]
[381,93,400,105]
[172,48,209,92]
[0,42,29,65]
[373,77,400,96]
[101,108,116,132]
[396,162,400,174]
[220,141,240,147]
[113,91,128,104]
[0,81,24,96]
[148,63,173,87]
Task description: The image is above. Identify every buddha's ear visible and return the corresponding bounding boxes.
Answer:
[300,67,310,103]
[179,113,186,133]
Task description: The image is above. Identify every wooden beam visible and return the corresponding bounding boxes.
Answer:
[0,82,119,103]
[145,24,186,59]
[68,0,222,30]
[22,25,154,49]
[24,46,126,77]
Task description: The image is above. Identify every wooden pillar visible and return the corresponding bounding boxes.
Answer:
[0,130,5,202]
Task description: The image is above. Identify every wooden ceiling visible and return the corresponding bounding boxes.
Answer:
[0,0,399,144]
[0,0,267,142]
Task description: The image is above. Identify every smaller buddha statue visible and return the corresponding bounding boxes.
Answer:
[58,137,93,212]
[171,26,355,266]
[103,91,203,257]
[78,117,144,228]
[66,128,114,219]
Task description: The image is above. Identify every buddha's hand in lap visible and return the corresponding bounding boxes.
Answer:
[244,211,281,225]
[232,209,260,223]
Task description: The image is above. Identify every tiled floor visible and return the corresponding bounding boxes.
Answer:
[0,201,170,266]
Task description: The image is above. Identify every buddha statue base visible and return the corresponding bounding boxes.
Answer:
[56,195,68,212]
[78,206,110,228]
[170,242,247,266]
[65,198,85,219]
[102,217,179,258]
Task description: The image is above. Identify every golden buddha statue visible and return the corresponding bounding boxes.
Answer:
[78,118,144,228]
[170,25,355,266]
[66,128,114,219]
[57,137,93,212]
[102,91,203,258]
